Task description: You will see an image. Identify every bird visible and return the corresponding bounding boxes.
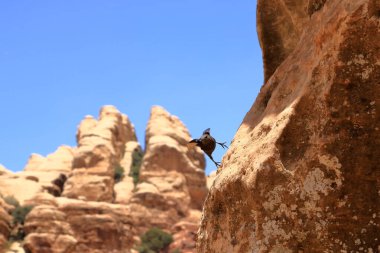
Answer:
[188,128,228,168]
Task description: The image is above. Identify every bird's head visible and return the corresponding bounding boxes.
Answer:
[203,128,211,135]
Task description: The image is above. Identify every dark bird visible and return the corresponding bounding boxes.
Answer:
[188,128,228,168]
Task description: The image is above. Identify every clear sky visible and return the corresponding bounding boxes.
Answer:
[0,0,263,175]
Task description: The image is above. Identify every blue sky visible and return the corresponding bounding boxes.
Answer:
[0,0,263,175]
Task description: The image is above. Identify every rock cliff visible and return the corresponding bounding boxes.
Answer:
[198,0,380,252]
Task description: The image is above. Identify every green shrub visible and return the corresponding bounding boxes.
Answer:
[172,248,181,253]
[3,195,20,207]
[12,205,33,225]
[129,148,143,186]
[114,164,125,183]
[137,227,173,253]
[7,205,34,241]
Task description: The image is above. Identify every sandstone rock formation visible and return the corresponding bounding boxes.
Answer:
[23,145,74,173]
[0,198,12,250]
[114,141,141,204]
[257,0,308,82]
[63,105,136,202]
[24,193,136,253]
[24,194,77,253]
[4,242,25,253]
[198,0,380,252]
[139,106,207,209]
[0,146,74,204]
[169,210,203,253]
[8,105,207,253]
[0,164,11,176]
[125,107,207,247]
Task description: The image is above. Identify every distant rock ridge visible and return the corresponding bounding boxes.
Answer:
[0,146,75,205]
[0,105,208,253]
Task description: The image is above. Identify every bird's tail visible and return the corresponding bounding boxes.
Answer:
[187,139,199,149]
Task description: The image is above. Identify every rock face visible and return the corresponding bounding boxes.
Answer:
[257,0,310,82]
[198,0,379,252]
[24,193,135,253]
[114,141,141,204]
[58,200,135,253]
[206,171,217,189]
[24,194,77,253]
[0,147,74,204]
[23,145,74,173]
[169,210,203,253]
[0,198,12,249]
[63,106,135,202]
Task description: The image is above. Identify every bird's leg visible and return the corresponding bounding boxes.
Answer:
[207,154,221,168]
[216,141,228,149]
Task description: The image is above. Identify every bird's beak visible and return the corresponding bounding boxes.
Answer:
[187,141,197,149]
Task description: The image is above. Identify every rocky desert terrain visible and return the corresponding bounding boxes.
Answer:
[1,105,209,253]
[1,0,379,252]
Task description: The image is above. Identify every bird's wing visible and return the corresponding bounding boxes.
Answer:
[203,128,211,135]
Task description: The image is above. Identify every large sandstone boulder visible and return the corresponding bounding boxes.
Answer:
[63,106,135,202]
[198,0,379,252]
[257,0,310,82]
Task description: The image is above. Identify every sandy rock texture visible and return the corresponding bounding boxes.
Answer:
[0,147,74,204]
[24,193,135,253]
[207,170,217,189]
[198,0,379,252]
[0,198,12,249]
[0,165,11,176]
[62,105,136,202]
[24,194,77,253]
